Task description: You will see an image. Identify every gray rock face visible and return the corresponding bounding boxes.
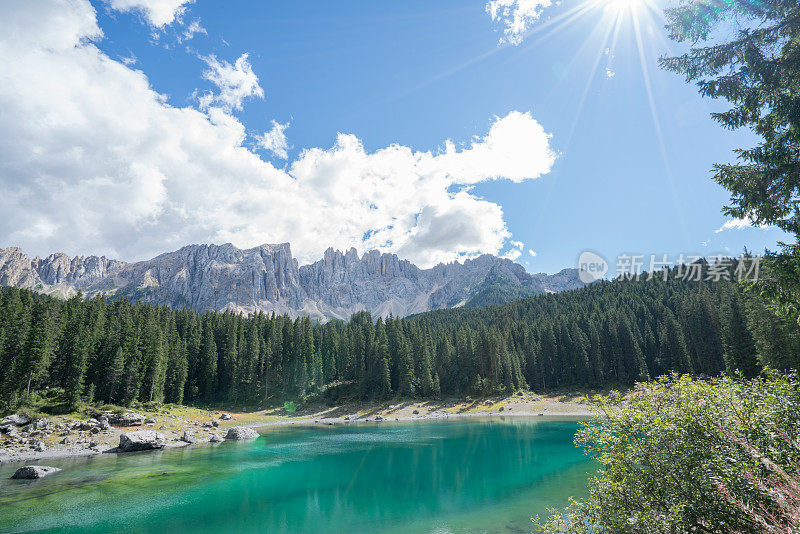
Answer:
[0,414,31,427]
[0,247,125,298]
[108,412,145,427]
[224,426,259,440]
[11,465,62,479]
[97,416,111,430]
[0,243,586,321]
[209,434,224,443]
[181,430,196,444]
[118,430,166,452]
[29,418,48,431]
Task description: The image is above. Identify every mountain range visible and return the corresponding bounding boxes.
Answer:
[0,243,585,321]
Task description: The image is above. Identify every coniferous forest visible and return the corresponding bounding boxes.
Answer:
[0,260,798,412]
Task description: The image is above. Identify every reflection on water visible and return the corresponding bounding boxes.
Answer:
[0,418,594,534]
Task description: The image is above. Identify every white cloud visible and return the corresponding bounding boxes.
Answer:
[108,0,193,27]
[486,0,553,45]
[197,53,264,112]
[180,19,206,42]
[255,120,290,160]
[605,68,615,79]
[431,111,556,185]
[528,249,537,257]
[120,52,138,66]
[0,0,557,268]
[501,240,525,260]
[714,216,769,233]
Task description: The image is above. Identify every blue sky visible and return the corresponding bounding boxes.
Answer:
[0,0,788,273]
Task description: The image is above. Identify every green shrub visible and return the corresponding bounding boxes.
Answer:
[283,401,297,414]
[537,373,800,533]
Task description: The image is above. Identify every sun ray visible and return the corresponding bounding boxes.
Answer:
[514,0,604,54]
[562,13,620,148]
[529,9,619,236]
[632,6,691,244]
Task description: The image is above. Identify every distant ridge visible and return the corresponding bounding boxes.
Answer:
[0,243,586,320]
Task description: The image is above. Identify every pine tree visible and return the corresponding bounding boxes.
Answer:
[396,332,415,396]
[20,299,54,400]
[65,322,89,409]
[141,314,166,403]
[106,346,125,403]
[369,318,391,398]
[617,318,649,384]
[1,289,31,399]
[656,310,692,376]
[661,0,800,323]
[200,319,218,399]
[719,285,760,377]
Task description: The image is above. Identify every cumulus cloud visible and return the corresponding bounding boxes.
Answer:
[714,216,769,233]
[0,0,557,268]
[486,0,553,45]
[255,120,290,160]
[529,249,537,257]
[108,0,193,27]
[197,53,264,112]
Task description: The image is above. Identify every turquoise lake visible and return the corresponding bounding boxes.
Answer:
[0,418,594,533]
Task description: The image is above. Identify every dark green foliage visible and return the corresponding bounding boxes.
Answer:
[537,374,800,533]
[0,259,796,411]
[464,273,539,308]
[660,0,800,323]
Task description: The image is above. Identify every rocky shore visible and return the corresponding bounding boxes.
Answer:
[0,392,598,465]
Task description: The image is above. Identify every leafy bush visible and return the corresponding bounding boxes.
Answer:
[537,374,800,533]
[283,401,297,414]
[92,404,127,416]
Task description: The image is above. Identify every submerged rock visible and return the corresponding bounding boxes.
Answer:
[224,426,258,440]
[118,430,166,452]
[11,465,61,479]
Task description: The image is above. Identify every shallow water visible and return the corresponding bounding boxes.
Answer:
[0,418,594,534]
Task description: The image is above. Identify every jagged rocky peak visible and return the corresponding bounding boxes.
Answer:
[114,242,306,313]
[34,253,125,286]
[0,246,125,290]
[0,243,587,320]
[0,247,38,287]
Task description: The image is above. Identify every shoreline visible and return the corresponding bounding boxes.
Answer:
[0,392,599,466]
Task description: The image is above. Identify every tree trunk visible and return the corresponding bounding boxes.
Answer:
[26,369,33,400]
